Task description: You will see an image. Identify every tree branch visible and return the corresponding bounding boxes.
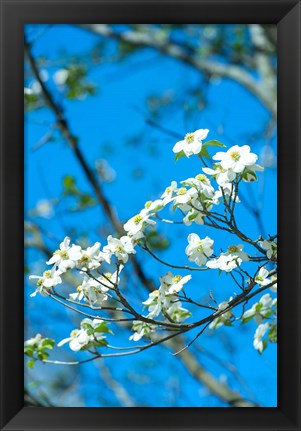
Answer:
[77,24,276,117]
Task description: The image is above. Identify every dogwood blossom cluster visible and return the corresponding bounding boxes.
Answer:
[24,334,55,368]
[260,240,277,260]
[203,144,264,186]
[242,293,277,353]
[57,319,111,352]
[145,273,191,318]
[173,128,209,157]
[206,244,249,272]
[185,234,214,266]
[26,127,277,361]
[209,299,233,329]
[129,273,192,341]
[253,321,277,353]
[29,235,130,297]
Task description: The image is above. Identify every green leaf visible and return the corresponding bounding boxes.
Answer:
[145,230,170,251]
[24,345,35,356]
[94,322,112,334]
[203,140,226,148]
[188,212,198,221]
[79,194,96,209]
[241,169,257,182]
[95,339,108,347]
[26,360,35,369]
[268,325,277,343]
[37,351,49,361]
[174,150,186,162]
[255,303,262,313]
[81,322,93,332]
[41,338,55,349]
[199,146,210,159]
[241,315,254,325]
[63,176,75,189]
[63,175,78,196]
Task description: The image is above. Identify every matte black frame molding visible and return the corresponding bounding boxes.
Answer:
[0,1,300,430]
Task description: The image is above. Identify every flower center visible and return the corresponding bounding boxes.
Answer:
[196,240,204,254]
[37,279,43,287]
[54,249,69,259]
[145,201,152,209]
[79,254,89,264]
[196,174,207,183]
[115,245,123,253]
[177,187,187,195]
[77,285,83,293]
[228,245,239,253]
[185,133,194,144]
[43,270,52,278]
[172,275,182,283]
[256,276,263,281]
[165,186,171,195]
[104,273,112,279]
[71,329,79,338]
[230,151,241,161]
[133,215,143,225]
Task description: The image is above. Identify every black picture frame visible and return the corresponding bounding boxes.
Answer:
[0,0,300,430]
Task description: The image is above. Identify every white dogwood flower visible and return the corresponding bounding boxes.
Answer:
[255,267,271,286]
[183,208,205,226]
[242,293,276,325]
[213,183,240,204]
[143,199,164,213]
[58,319,108,351]
[53,68,69,85]
[270,275,277,293]
[181,174,215,199]
[77,242,104,270]
[202,165,236,187]
[29,267,62,297]
[206,244,249,272]
[103,235,136,263]
[173,128,209,157]
[143,289,174,319]
[161,181,178,205]
[46,237,82,273]
[242,163,264,182]
[243,293,277,327]
[69,276,109,306]
[172,186,198,207]
[212,145,258,173]
[166,301,191,323]
[209,300,233,329]
[253,322,270,353]
[160,272,192,294]
[260,240,277,260]
[185,234,214,266]
[142,289,162,318]
[129,321,157,342]
[97,266,123,290]
[24,333,43,348]
[34,199,54,219]
[124,211,156,238]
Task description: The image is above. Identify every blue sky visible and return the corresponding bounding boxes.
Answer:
[24,24,277,407]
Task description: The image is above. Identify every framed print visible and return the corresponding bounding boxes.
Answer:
[0,0,300,430]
